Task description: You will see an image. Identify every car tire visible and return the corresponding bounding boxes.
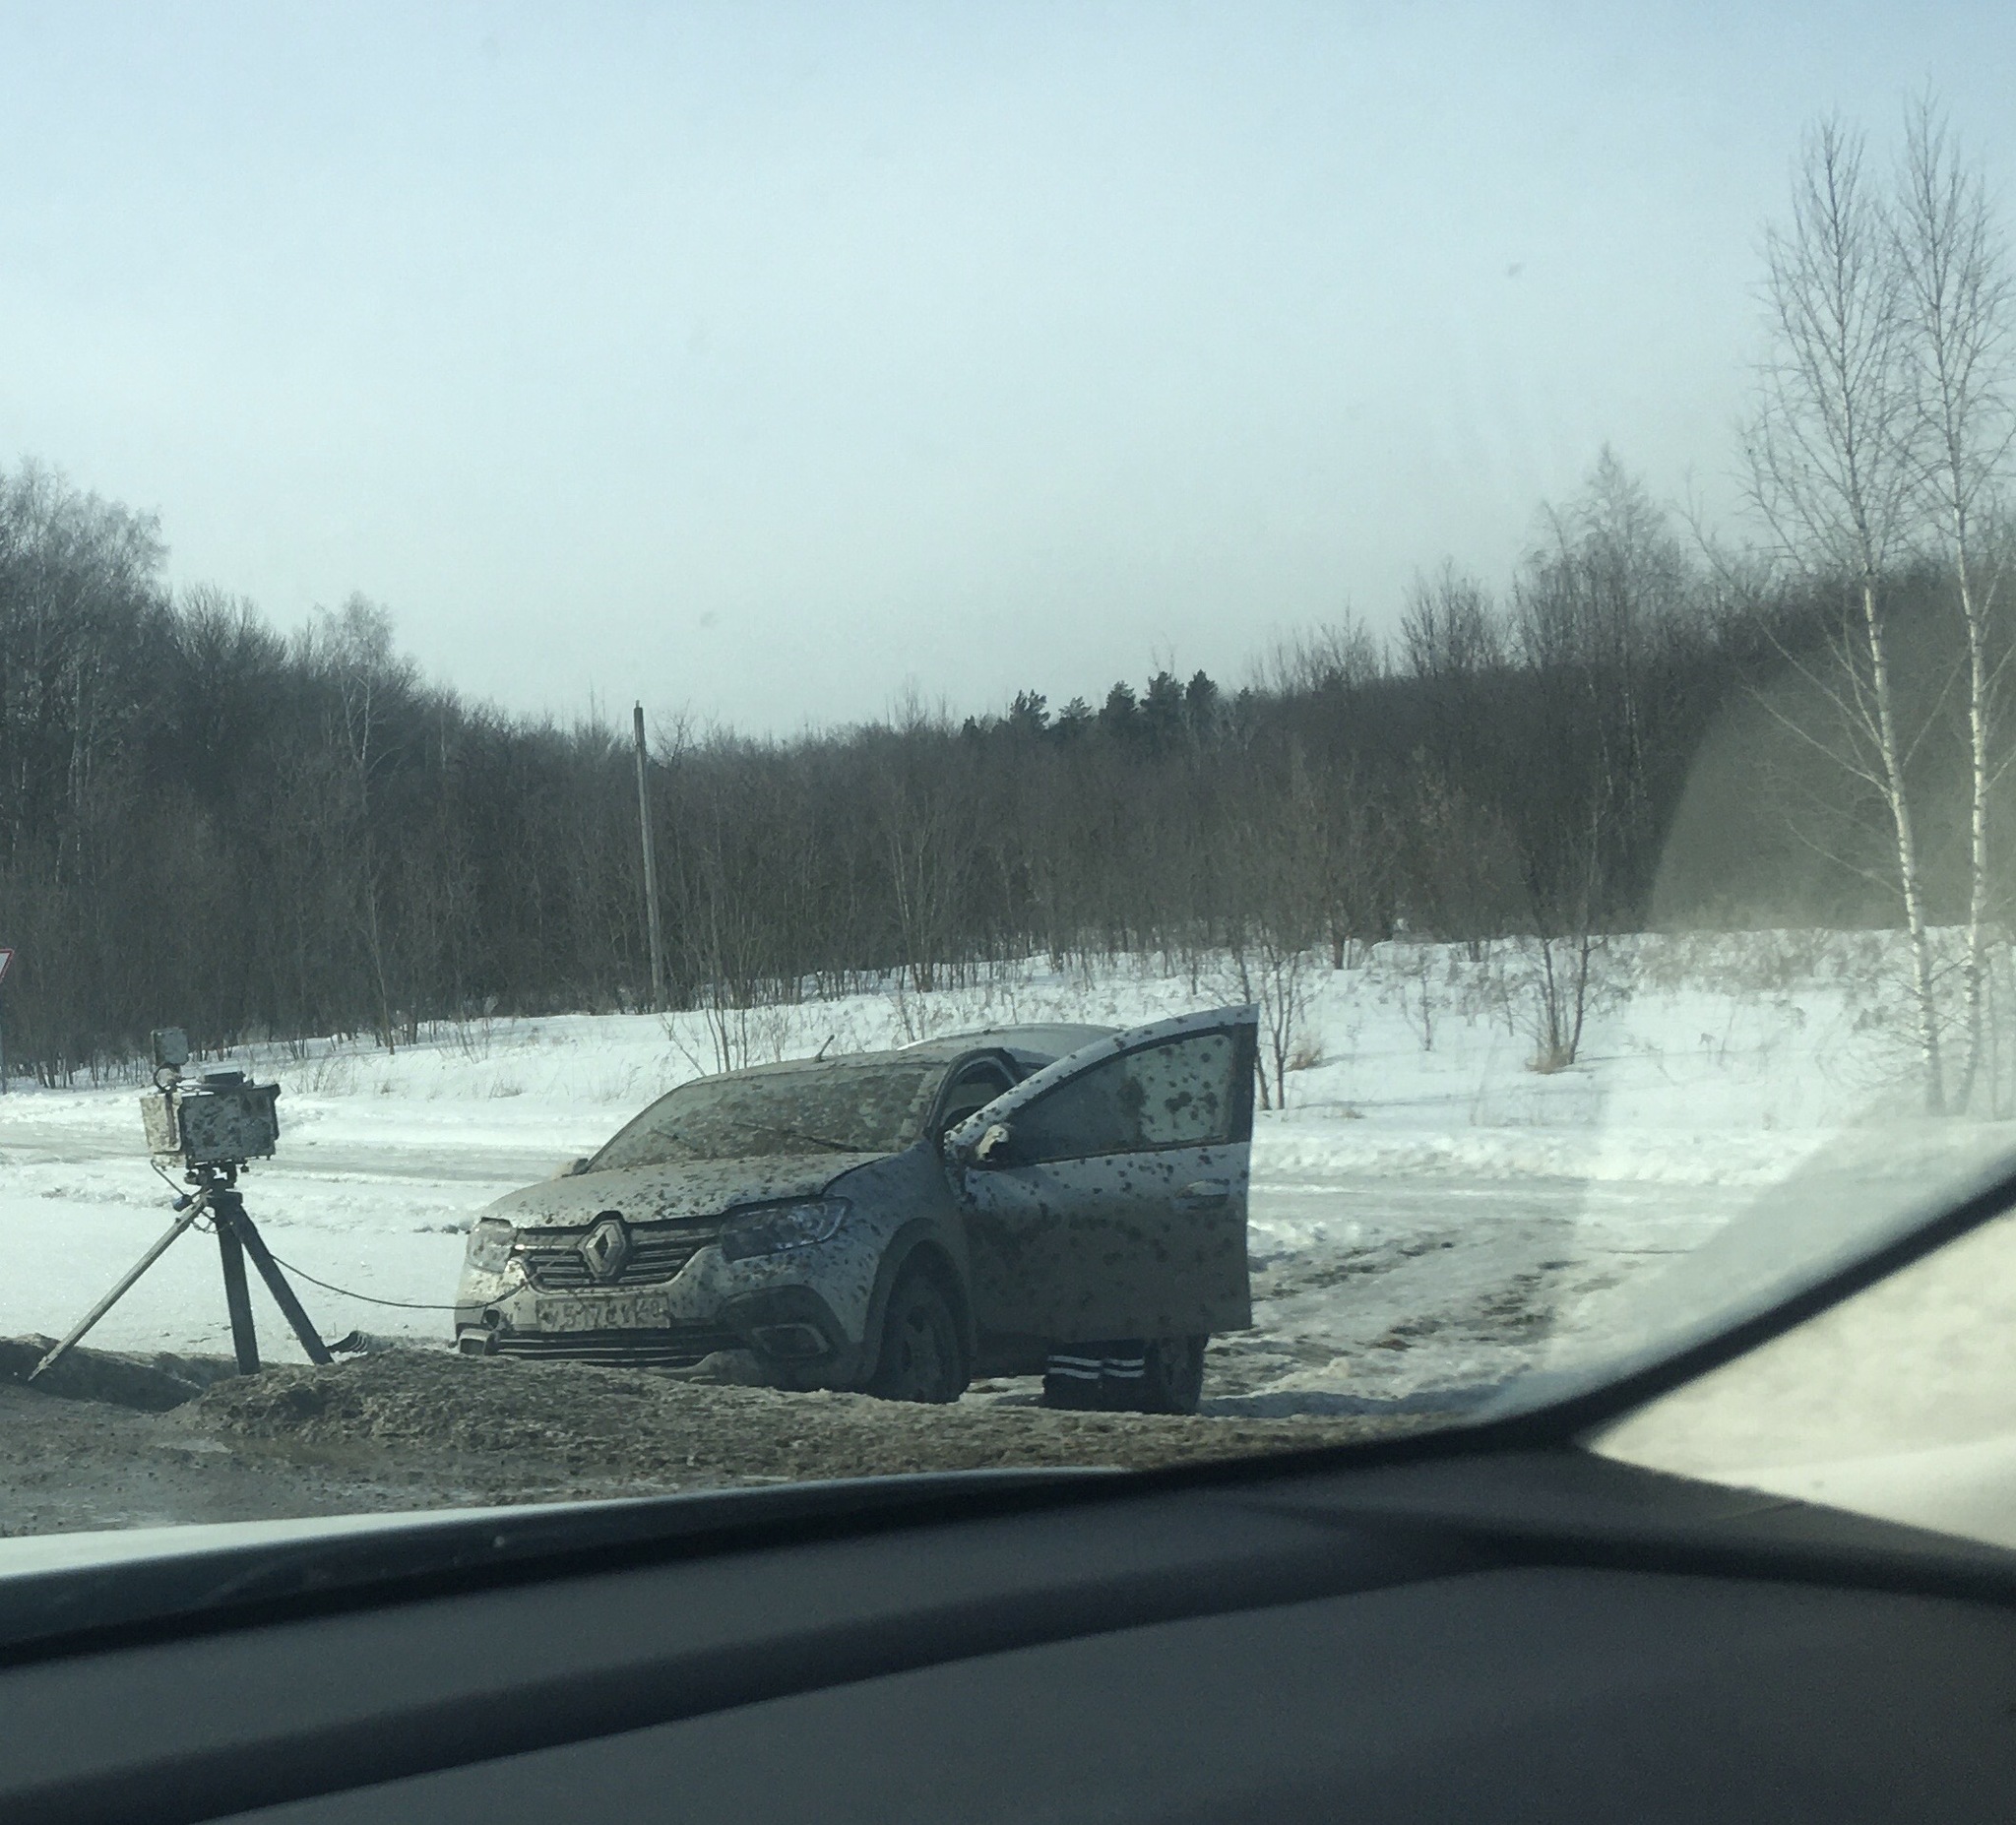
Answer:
[865,1264,970,1404]
[1126,1335,1207,1416]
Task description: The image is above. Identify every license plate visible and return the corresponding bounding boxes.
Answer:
[535,1293,672,1332]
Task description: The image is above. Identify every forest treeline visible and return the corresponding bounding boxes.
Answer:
[4,98,2014,1106]
[0,447,1999,1087]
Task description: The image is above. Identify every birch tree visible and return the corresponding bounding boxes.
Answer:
[1746,117,1946,1111]
[1893,94,2016,1110]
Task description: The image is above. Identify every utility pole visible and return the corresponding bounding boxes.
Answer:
[633,703,666,1012]
[0,947,14,1094]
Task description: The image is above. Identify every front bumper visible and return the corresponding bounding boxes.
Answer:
[455,1227,878,1378]
[457,1318,753,1369]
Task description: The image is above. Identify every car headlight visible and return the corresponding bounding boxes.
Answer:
[466,1218,516,1275]
[720,1197,850,1263]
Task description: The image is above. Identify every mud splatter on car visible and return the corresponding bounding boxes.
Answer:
[456,1010,1258,1413]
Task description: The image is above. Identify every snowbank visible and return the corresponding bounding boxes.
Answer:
[3,931,2007,1407]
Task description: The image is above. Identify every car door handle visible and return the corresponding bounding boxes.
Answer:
[1174,1179,1230,1209]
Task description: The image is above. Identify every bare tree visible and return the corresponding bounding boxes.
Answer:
[1893,94,2016,1109]
[1258,611,1384,699]
[1516,451,1697,925]
[871,698,969,995]
[301,597,417,1049]
[1216,924,1313,1114]
[1401,563,1501,686]
[1746,117,1946,1110]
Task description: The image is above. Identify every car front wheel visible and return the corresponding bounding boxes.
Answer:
[865,1264,970,1404]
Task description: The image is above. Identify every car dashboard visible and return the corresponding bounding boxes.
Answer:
[1,1445,2013,1822]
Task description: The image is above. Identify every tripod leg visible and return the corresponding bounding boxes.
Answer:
[229,1209,334,1366]
[29,1203,207,1383]
[216,1207,260,1375]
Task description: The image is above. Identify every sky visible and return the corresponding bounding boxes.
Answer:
[2,2,2012,734]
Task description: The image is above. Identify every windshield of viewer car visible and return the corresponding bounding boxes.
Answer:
[9,11,2016,1574]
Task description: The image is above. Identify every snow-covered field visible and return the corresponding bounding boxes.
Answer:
[4,931,2009,1415]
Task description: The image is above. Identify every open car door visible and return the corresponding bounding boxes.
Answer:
[948,1006,1258,1345]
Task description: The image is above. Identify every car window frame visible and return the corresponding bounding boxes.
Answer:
[923,1050,1020,1148]
[1007,1033,1244,1165]
[949,1007,1258,1169]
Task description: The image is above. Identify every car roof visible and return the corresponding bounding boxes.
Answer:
[896,1023,1119,1065]
[698,1023,1119,1083]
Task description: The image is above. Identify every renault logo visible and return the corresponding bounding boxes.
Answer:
[579,1216,631,1282]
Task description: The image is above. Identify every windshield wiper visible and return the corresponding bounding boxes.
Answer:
[721,1115,866,1155]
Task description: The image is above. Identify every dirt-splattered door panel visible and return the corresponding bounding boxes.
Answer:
[957,1009,1257,1343]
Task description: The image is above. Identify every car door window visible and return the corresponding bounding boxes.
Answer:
[1012,1032,1237,1163]
[1128,1032,1235,1143]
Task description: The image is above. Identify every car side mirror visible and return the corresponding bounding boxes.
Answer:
[972,1122,1013,1167]
[562,1156,591,1178]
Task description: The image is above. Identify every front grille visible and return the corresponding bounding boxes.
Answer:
[515,1220,722,1291]
[491,1328,745,1368]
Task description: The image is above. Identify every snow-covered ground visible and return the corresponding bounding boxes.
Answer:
[4,931,2010,1415]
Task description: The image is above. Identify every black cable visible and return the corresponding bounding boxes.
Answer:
[145,1177,504,1315]
[257,1249,487,1311]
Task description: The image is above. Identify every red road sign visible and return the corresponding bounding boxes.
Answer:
[0,949,12,985]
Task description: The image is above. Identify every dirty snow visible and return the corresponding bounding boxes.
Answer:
[3,931,2010,1422]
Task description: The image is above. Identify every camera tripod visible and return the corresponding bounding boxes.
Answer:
[30,1161,333,1385]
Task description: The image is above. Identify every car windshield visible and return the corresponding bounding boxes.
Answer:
[2,12,2015,1575]
[592,1063,941,1169]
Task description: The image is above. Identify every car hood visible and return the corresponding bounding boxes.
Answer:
[482,1153,888,1231]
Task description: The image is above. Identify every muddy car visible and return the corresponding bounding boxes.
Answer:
[454,1007,1257,1413]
